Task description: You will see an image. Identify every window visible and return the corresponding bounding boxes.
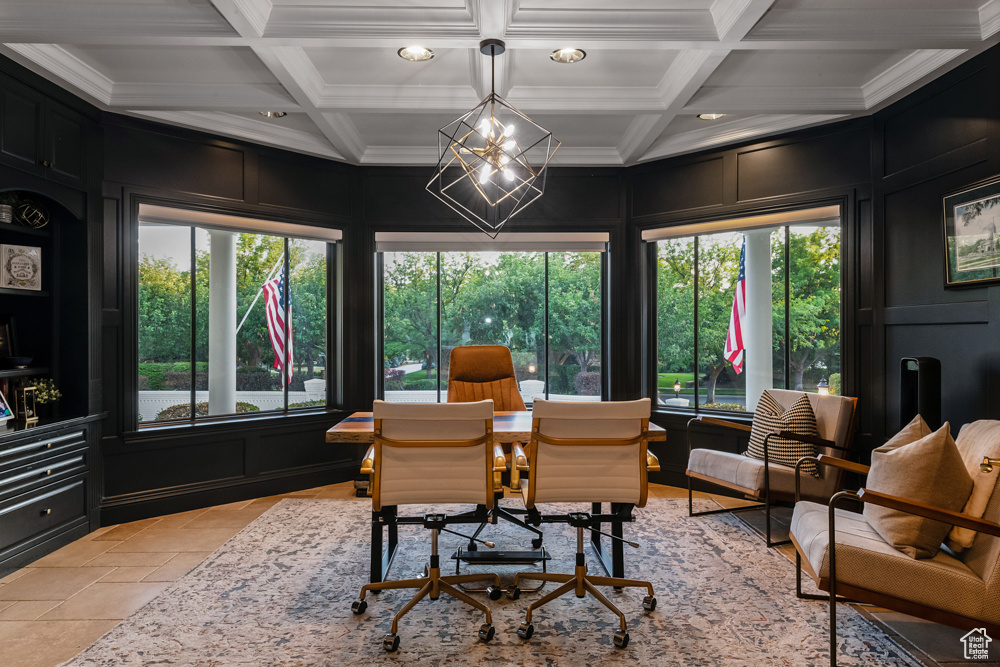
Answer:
[649,207,841,413]
[137,206,336,425]
[380,242,605,405]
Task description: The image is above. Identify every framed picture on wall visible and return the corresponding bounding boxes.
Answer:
[0,244,41,291]
[943,176,1000,287]
[0,390,13,425]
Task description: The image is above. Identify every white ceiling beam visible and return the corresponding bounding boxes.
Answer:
[361,144,620,166]
[684,86,866,114]
[2,44,113,106]
[711,0,777,42]
[619,49,729,163]
[981,0,1000,39]
[109,83,297,110]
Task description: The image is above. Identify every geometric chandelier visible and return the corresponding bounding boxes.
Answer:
[426,39,561,238]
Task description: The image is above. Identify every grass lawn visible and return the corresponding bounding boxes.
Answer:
[402,368,443,389]
[657,372,694,388]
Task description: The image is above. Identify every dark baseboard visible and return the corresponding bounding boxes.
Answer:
[99,464,358,525]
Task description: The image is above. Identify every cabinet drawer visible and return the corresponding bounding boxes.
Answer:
[0,429,87,477]
[0,452,86,501]
[0,477,86,552]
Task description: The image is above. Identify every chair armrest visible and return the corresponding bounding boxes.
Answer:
[646,450,660,472]
[772,430,835,450]
[857,488,1000,538]
[816,454,870,476]
[360,444,375,475]
[493,443,508,473]
[690,415,752,433]
[512,443,529,471]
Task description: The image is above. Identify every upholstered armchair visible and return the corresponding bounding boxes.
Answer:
[686,389,857,546]
[508,398,657,649]
[447,345,544,550]
[791,433,1000,667]
[351,400,505,652]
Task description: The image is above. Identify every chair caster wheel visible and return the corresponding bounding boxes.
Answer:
[467,542,478,551]
[642,596,656,611]
[506,585,521,600]
[531,537,543,549]
[517,622,534,640]
[486,586,502,601]
[478,623,495,642]
[351,599,367,614]
[383,634,399,652]
[613,630,629,648]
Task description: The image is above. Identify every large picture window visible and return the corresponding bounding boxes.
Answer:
[381,245,605,406]
[137,207,335,425]
[650,207,841,413]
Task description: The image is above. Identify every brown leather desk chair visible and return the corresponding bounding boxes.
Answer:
[447,345,543,551]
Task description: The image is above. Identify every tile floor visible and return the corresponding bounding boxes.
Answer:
[0,483,986,666]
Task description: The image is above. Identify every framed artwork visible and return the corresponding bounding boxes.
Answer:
[0,390,12,425]
[0,315,16,357]
[0,244,41,291]
[943,176,1000,287]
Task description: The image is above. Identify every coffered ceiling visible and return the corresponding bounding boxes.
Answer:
[2,0,999,166]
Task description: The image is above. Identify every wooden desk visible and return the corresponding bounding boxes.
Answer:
[325,410,667,444]
[328,410,666,583]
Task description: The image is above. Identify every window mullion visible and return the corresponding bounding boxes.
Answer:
[436,252,442,403]
[189,226,197,423]
[784,226,790,390]
[693,237,700,414]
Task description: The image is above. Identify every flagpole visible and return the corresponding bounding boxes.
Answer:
[236,252,284,336]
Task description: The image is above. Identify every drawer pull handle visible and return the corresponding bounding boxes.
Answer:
[44,443,52,449]
[42,508,52,516]
[44,469,52,476]
[41,160,51,167]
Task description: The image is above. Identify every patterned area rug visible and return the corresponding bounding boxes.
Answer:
[63,498,920,666]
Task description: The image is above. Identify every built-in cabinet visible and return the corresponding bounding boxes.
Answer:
[0,72,87,188]
[0,417,101,575]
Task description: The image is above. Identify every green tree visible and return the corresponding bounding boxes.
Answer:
[784,227,840,390]
[384,253,441,377]
[291,246,327,378]
[137,256,190,362]
[547,252,601,371]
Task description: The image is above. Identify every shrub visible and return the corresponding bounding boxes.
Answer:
[237,368,273,391]
[828,373,841,396]
[137,375,149,390]
[408,379,437,391]
[573,371,601,396]
[289,400,325,409]
[155,401,259,421]
[384,368,405,391]
[702,402,745,412]
[165,371,208,390]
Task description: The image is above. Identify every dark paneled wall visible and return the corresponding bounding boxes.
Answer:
[628,120,873,487]
[869,51,1000,445]
[98,115,361,523]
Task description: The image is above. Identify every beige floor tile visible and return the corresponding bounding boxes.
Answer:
[0,567,113,601]
[0,599,14,613]
[91,517,161,541]
[151,508,210,529]
[30,538,121,568]
[99,566,160,583]
[0,620,118,667]
[313,485,361,500]
[143,552,212,582]
[211,499,255,511]
[78,525,117,540]
[86,551,176,568]
[108,527,240,553]
[41,582,169,621]
[180,506,268,529]
[0,600,61,620]
[0,568,30,585]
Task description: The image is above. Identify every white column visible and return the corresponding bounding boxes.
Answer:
[208,230,237,416]
[743,229,773,411]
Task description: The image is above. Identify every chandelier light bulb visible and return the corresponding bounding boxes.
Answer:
[478,119,490,136]
[479,166,492,184]
[504,124,515,137]
[503,169,515,181]
[503,140,515,151]
[500,154,510,165]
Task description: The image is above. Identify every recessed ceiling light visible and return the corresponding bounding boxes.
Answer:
[697,113,726,121]
[259,111,287,118]
[398,46,434,62]
[550,48,586,64]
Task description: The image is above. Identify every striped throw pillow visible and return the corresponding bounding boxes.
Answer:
[745,391,820,477]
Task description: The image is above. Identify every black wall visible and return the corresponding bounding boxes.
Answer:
[2,40,997,524]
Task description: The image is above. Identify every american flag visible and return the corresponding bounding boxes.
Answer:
[262,272,293,384]
[723,240,746,375]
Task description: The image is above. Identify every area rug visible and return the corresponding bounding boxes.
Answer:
[62,498,921,666]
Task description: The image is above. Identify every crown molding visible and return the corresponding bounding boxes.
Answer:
[111,83,297,109]
[229,0,273,37]
[686,86,865,113]
[641,113,845,163]
[862,49,965,108]
[3,43,114,105]
[981,0,1000,39]
[748,9,982,42]
[320,112,367,163]
[361,144,621,166]
[312,83,482,111]
[130,109,344,161]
